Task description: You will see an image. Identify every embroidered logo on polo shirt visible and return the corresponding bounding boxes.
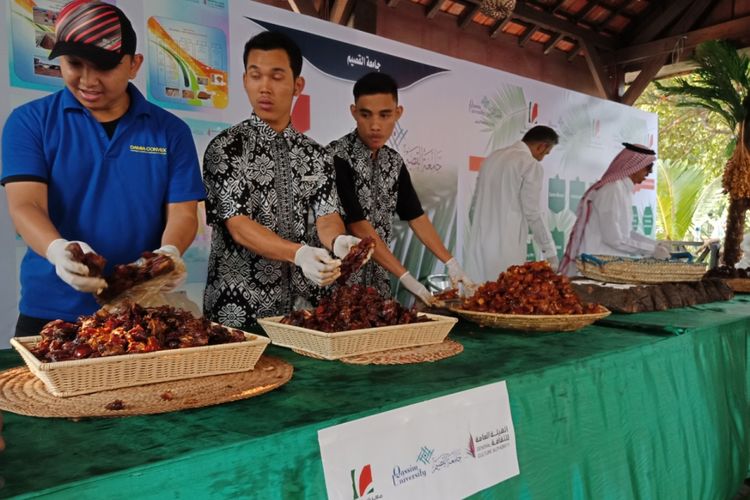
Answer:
[130,145,167,155]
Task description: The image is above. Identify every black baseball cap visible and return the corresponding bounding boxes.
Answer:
[48,0,136,70]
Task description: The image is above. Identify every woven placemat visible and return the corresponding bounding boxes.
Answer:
[0,355,292,418]
[293,339,463,365]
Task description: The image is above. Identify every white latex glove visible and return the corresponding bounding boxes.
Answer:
[294,245,341,286]
[652,242,671,260]
[154,244,185,291]
[399,271,435,306]
[446,257,476,291]
[332,235,361,259]
[46,238,107,293]
[546,255,560,272]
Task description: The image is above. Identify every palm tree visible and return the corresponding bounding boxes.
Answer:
[655,40,750,266]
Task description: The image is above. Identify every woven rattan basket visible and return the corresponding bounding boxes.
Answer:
[10,329,270,397]
[450,307,611,332]
[576,254,706,284]
[257,313,457,360]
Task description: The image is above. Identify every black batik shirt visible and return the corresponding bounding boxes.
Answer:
[328,131,423,296]
[202,114,340,329]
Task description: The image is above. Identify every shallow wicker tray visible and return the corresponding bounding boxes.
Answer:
[293,339,464,365]
[450,307,611,332]
[257,313,457,360]
[723,278,750,293]
[11,329,270,397]
[576,254,706,284]
[0,356,292,418]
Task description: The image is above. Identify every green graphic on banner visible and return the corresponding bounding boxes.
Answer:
[551,227,566,259]
[632,206,640,231]
[548,176,565,214]
[569,177,586,212]
[642,206,654,235]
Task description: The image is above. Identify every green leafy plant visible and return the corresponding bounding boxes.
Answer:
[653,40,750,265]
[654,40,749,132]
[655,159,722,240]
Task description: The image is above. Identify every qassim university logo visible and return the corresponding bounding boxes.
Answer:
[417,446,434,465]
[351,464,374,499]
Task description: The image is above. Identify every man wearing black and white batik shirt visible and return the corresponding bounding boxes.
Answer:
[329,72,474,305]
[202,31,360,330]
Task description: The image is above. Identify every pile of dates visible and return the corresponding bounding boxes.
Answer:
[31,302,245,362]
[281,284,429,332]
[704,265,750,278]
[461,261,601,315]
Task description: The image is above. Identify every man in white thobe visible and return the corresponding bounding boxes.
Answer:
[559,143,670,275]
[465,126,559,283]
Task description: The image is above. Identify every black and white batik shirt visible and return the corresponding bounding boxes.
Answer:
[203,113,340,330]
[328,131,423,297]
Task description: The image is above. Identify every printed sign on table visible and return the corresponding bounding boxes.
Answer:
[318,381,519,499]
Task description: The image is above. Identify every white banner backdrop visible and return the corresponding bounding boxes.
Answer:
[318,381,518,499]
[0,0,657,346]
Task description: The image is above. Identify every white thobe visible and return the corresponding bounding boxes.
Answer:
[577,177,656,258]
[465,141,556,283]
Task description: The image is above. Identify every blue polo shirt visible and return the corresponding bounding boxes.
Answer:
[1,83,205,321]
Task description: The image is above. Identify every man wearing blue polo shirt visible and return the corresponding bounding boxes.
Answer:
[0,0,205,336]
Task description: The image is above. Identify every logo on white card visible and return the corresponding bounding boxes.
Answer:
[416,446,434,465]
[467,426,512,459]
[391,463,427,487]
[351,464,381,499]
[431,449,462,473]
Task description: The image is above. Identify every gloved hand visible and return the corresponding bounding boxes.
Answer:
[399,271,435,306]
[546,254,560,272]
[154,244,185,292]
[294,245,341,286]
[652,242,671,260]
[46,238,107,293]
[445,257,476,291]
[332,235,362,259]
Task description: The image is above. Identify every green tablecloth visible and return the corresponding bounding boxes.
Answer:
[0,299,748,499]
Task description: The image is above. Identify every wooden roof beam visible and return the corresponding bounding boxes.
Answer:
[567,42,582,61]
[575,1,598,22]
[543,33,565,55]
[579,37,615,100]
[519,26,537,47]
[525,0,627,34]
[629,1,696,44]
[509,1,617,50]
[621,55,667,105]
[596,1,631,30]
[426,0,443,19]
[458,4,480,29]
[616,15,750,64]
[287,0,320,17]
[329,0,355,24]
[550,0,565,13]
[619,0,715,105]
[490,16,513,39]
